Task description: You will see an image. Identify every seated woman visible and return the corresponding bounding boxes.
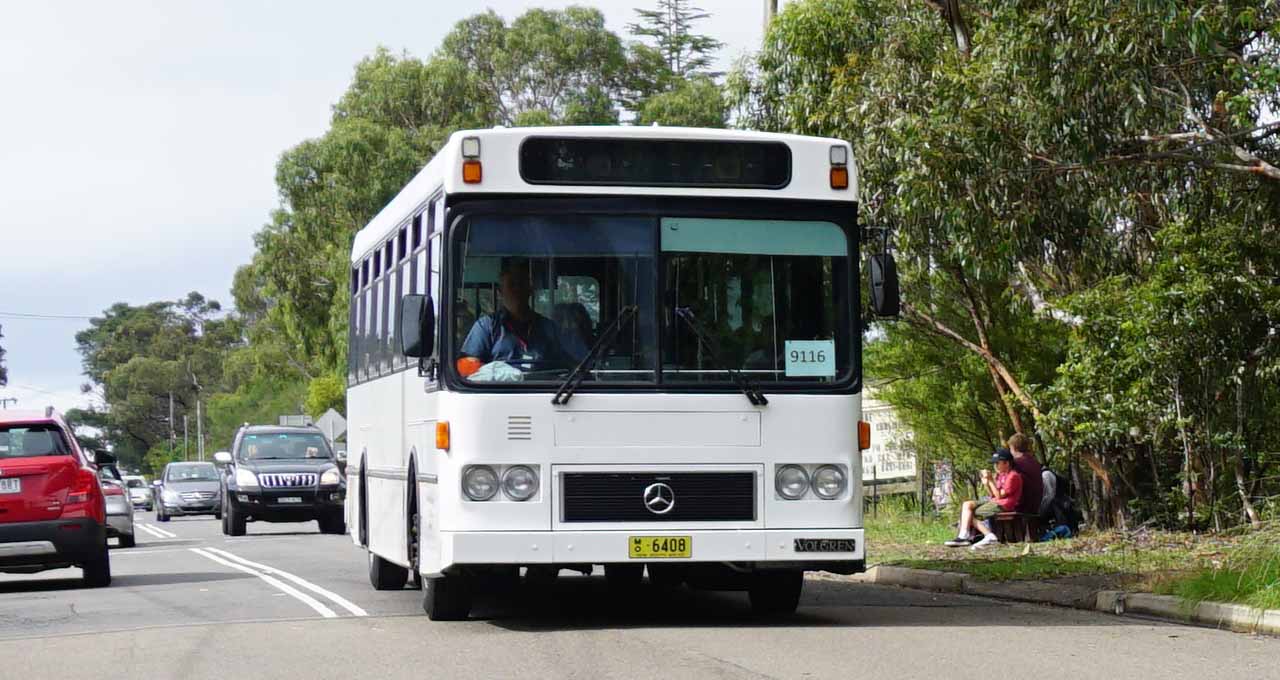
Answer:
[945,449,1023,551]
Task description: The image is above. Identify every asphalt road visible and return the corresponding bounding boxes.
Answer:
[0,515,1275,679]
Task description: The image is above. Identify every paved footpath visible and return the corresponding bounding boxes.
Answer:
[1,516,1275,679]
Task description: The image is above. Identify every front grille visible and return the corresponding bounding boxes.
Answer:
[259,473,318,488]
[180,491,216,502]
[562,472,755,522]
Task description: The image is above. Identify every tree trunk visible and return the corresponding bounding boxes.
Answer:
[1234,373,1263,528]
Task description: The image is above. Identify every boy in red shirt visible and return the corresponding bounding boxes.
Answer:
[945,449,1023,550]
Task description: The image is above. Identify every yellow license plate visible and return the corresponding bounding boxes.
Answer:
[629,535,692,559]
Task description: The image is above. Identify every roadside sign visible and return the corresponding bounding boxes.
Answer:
[279,414,312,427]
[315,409,347,443]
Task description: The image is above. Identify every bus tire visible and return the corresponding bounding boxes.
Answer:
[406,464,422,590]
[368,550,408,590]
[358,456,369,547]
[422,574,472,621]
[748,570,804,616]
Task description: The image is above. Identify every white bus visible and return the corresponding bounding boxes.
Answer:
[345,126,898,620]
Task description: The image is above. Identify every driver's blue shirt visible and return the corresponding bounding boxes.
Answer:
[460,310,568,369]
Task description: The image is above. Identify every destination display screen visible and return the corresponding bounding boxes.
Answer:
[519,137,792,189]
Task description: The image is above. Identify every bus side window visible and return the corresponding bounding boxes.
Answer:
[381,240,393,374]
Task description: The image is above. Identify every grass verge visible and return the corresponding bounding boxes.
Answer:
[864,499,1258,594]
[1154,526,1280,611]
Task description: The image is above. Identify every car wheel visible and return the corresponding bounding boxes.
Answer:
[82,541,111,588]
[747,570,804,616]
[319,513,346,535]
[118,532,136,549]
[156,506,169,522]
[422,574,472,621]
[368,550,408,590]
[227,502,246,536]
[221,502,231,535]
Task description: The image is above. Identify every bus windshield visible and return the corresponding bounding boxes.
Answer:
[451,213,852,387]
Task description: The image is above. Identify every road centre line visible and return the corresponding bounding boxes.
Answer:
[189,548,338,619]
[202,547,368,617]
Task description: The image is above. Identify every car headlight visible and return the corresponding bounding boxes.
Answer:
[812,465,847,499]
[500,465,538,501]
[320,468,342,485]
[775,465,810,500]
[462,465,498,501]
[234,468,260,489]
[162,488,180,502]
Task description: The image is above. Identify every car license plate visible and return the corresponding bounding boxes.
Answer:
[0,478,20,494]
[277,496,302,504]
[629,535,691,559]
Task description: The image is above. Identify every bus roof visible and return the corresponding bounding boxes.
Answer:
[351,126,858,261]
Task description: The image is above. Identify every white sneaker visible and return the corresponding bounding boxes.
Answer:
[970,534,1000,551]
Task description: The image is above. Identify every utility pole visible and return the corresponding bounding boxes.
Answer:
[168,392,175,458]
[183,415,189,462]
[764,0,778,33]
[196,400,204,461]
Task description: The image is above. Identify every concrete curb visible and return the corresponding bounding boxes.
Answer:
[861,566,1280,636]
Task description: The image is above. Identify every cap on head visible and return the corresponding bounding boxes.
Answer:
[991,448,1014,464]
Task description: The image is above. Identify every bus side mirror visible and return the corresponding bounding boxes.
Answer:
[399,294,435,358]
[869,254,901,318]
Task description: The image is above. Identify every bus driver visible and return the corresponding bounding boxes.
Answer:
[458,259,571,377]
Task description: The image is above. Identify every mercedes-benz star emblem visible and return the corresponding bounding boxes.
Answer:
[643,482,675,515]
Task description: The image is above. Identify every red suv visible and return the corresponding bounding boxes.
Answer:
[0,408,111,587]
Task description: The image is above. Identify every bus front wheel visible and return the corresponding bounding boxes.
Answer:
[423,574,472,621]
[748,570,804,616]
[368,551,408,590]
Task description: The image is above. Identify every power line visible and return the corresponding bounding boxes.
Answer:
[0,311,94,321]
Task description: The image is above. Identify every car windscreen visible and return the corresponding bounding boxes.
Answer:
[0,424,72,459]
[125,479,145,488]
[166,464,219,482]
[238,433,333,461]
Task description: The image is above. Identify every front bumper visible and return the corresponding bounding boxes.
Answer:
[435,528,864,574]
[105,512,133,538]
[161,500,220,515]
[0,518,106,570]
[229,487,345,521]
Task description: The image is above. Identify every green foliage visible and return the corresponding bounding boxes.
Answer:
[635,76,726,128]
[305,374,345,419]
[74,295,242,470]
[628,0,723,78]
[736,0,1280,528]
[1162,527,1280,611]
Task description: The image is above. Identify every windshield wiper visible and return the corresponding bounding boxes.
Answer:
[551,305,639,405]
[674,307,768,406]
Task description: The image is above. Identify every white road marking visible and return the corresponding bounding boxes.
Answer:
[142,523,178,538]
[109,547,192,556]
[189,548,338,619]
[203,547,368,617]
[136,524,166,539]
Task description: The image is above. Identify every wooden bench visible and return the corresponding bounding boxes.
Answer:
[992,512,1045,552]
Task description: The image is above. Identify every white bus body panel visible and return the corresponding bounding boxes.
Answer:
[349,389,864,576]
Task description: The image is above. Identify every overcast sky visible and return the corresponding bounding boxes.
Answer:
[0,1,791,414]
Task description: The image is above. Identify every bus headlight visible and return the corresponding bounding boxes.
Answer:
[501,466,538,501]
[462,465,499,501]
[812,465,847,499]
[775,465,809,500]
